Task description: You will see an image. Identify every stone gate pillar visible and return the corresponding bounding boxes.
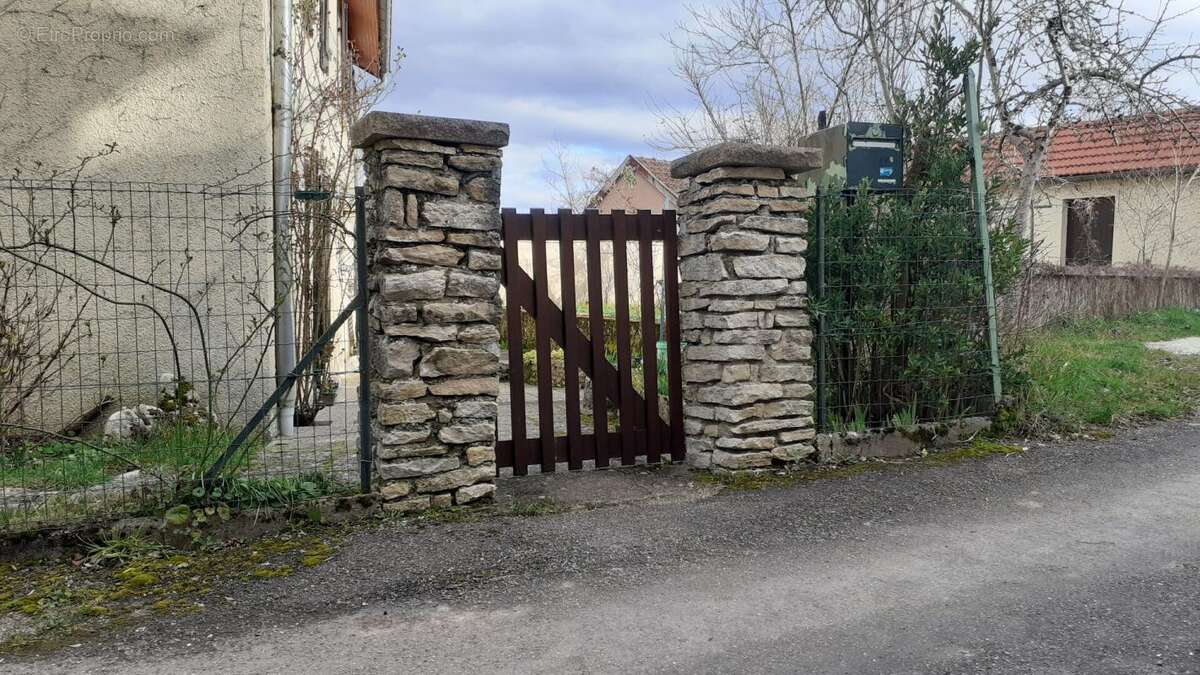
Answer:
[351,112,509,511]
[669,143,823,474]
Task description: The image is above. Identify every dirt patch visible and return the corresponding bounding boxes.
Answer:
[0,614,37,647]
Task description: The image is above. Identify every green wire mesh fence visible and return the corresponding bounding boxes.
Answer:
[0,179,364,533]
[811,187,1005,433]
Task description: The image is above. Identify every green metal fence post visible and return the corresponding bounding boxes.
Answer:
[965,69,1004,406]
[355,187,373,495]
[815,189,828,431]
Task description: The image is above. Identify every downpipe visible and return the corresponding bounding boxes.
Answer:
[271,0,297,437]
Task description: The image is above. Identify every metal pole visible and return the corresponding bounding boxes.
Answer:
[271,0,297,437]
[965,70,1004,405]
[205,300,361,484]
[815,189,828,432]
[354,188,373,494]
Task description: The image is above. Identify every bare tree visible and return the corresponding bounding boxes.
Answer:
[656,0,930,150]
[1150,118,1200,305]
[540,141,612,212]
[662,0,1200,203]
[950,0,1200,232]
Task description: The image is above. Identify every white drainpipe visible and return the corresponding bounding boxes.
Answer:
[271,0,297,437]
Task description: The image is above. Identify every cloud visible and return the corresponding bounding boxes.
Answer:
[381,0,712,208]
[499,141,626,210]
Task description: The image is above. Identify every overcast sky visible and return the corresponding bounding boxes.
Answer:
[382,1,1200,210]
[380,0,712,209]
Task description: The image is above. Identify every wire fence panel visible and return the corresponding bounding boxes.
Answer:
[812,188,999,433]
[0,179,363,533]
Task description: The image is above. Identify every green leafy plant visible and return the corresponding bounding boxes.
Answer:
[84,533,169,567]
[830,406,869,434]
[810,24,1025,432]
[889,402,919,429]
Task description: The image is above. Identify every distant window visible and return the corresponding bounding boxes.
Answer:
[1065,197,1115,265]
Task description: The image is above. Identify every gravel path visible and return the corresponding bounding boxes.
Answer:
[12,417,1200,674]
[1146,336,1200,356]
[497,383,568,441]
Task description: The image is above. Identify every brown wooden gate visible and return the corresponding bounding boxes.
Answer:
[498,209,684,475]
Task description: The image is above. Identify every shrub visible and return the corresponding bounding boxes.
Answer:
[521,348,566,387]
[809,26,1025,430]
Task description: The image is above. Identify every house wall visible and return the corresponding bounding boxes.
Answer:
[592,166,676,214]
[0,0,275,183]
[0,1,283,431]
[1028,174,1200,270]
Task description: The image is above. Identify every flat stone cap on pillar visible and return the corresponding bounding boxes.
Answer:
[670,141,822,179]
[351,111,510,149]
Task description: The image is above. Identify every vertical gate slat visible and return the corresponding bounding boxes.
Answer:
[612,211,635,466]
[663,210,685,461]
[585,210,610,468]
[638,211,660,464]
[501,209,528,474]
[532,209,556,473]
[559,209,583,470]
[498,207,684,473]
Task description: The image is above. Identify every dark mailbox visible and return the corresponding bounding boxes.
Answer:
[797,122,905,191]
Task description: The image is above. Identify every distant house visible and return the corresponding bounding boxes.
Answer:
[994,111,1200,269]
[590,156,687,213]
[516,156,688,312]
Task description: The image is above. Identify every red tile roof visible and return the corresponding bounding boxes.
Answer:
[990,109,1200,178]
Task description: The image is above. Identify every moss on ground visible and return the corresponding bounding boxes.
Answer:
[697,439,1025,492]
[0,528,344,657]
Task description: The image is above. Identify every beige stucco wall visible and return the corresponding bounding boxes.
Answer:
[0,1,283,430]
[0,0,274,182]
[1027,174,1200,270]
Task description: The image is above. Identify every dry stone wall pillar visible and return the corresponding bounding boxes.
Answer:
[351,112,509,511]
[669,142,824,473]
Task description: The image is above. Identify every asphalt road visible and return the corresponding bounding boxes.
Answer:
[14,418,1200,674]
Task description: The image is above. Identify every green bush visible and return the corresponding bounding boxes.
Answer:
[809,25,1025,430]
[521,348,566,387]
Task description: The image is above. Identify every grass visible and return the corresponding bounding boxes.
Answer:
[202,472,344,509]
[1000,308,1200,433]
[830,406,869,433]
[0,423,257,492]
